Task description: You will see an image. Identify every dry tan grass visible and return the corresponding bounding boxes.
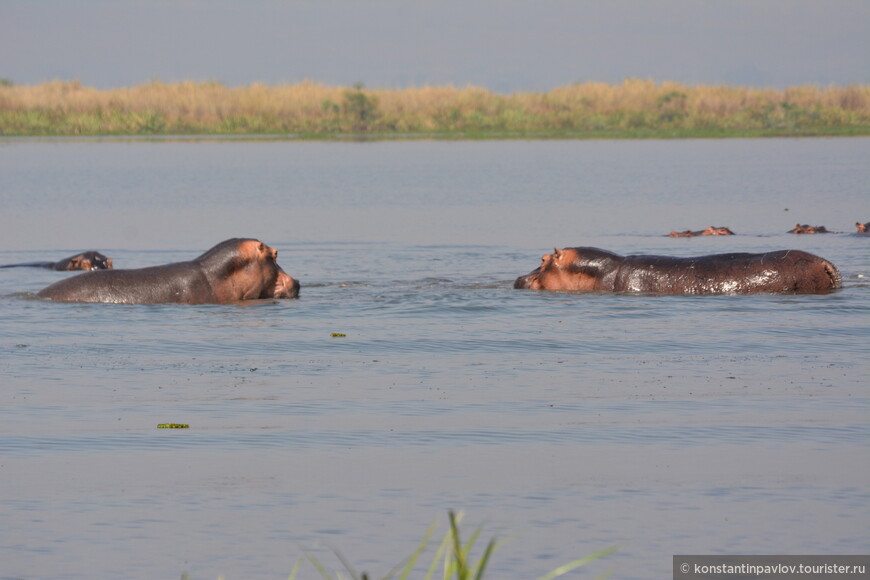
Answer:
[1,79,868,136]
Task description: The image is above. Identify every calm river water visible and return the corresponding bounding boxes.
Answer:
[1,138,868,580]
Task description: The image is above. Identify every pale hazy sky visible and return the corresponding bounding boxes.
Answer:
[2,0,868,92]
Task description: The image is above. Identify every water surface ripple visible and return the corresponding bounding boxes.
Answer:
[0,138,867,580]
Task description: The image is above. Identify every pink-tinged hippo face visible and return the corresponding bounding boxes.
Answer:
[667,226,734,237]
[788,224,829,234]
[209,240,300,302]
[702,226,734,236]
[514,248,602,292]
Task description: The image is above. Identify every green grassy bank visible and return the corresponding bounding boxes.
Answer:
[1,79,869,138]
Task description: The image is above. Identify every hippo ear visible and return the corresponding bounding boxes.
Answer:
[68,257,81,269]
[553,248,561,259]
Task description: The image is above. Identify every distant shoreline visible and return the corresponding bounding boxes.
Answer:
[2,79,868,138]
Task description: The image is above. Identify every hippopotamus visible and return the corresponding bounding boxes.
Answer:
[37,238,299,303]
[1,251,112,271]
[514,247,841,294]
[667,226,735,237]
[788,224,830,234]
[856,222,869,234]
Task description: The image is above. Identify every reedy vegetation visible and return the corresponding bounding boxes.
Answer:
[1,79,868,137]
[177,511,616,580]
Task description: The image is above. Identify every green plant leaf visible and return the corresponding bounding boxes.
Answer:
[533,544,618,580]
[471,537,497,580]
[423,519,452,580]
[396,517,439,580]
[329,545,362,580]
[448,511,468,579]
[287,556,303,580]
[305,550,335,580]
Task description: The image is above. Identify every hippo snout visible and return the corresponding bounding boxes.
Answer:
[514,273,537,290]
[271,270,300,299]
[286,277,301,299]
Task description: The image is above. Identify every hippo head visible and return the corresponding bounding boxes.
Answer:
[789,223,827,234]
[514,247,616,292]
[703,226,734,236]
[238,240,300,300]
[61,251,113,271]
[198,239,300,301]
[243,241,300,299]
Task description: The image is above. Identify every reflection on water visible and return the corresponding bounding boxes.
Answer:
[0,138,868,580]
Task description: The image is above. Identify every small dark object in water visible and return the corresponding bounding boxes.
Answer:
[1,251,112,271]
[667,226,735,237]
[788,224,830,234]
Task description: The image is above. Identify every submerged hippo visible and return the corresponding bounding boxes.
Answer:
[514,247,841,294]
[1,251,112,271]
[38,238,299,304]
[668,226,735,237]
[788,224,830,234]
[856,222,869,234]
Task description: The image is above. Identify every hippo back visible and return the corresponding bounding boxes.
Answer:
[37,263,215,304]
[615,250,840,294]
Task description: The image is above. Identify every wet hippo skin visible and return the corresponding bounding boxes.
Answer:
[514,247,841,295]
[1,251,112,271]
[37,238,299,303]
[667,226,735,237]
[788,224,830,234]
